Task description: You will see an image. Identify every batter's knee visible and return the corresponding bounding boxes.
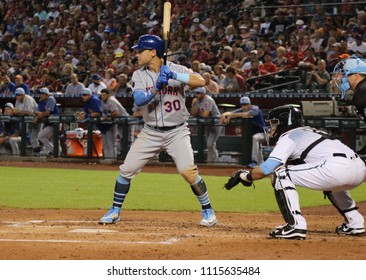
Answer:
[181,165,198,185]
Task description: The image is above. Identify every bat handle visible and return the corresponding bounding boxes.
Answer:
[164,39,169,65]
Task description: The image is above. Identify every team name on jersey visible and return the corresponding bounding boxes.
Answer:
[147,86,180,96]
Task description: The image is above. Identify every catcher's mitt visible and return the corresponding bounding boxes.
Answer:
[224,170,252,190]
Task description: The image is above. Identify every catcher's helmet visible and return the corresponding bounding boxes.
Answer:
[333,55,366,98]
[265,105,303,145]
[132,34,164,57]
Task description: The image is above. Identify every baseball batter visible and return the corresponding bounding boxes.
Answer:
[224,105,366,239]
[99,34,217,227]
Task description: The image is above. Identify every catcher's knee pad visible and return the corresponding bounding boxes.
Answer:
[181,165,198,185]
[190,177,207,196]
[271,165,288,190]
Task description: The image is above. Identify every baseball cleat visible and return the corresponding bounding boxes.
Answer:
[335,223,365,236]
[99,206,121,224]
[268,224,307,240]
[200,208,217,227]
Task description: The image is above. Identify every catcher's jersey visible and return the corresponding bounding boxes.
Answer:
[269,126,357,164]
[131,62,190,127]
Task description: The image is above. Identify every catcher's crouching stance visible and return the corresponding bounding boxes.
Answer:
[224,105,366,240]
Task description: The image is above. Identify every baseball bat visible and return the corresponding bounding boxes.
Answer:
[163,1,171,65]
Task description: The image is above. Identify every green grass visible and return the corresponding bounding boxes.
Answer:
[0,166,365,212]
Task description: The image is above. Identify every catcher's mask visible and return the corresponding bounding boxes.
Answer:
[264,105,303,145]
[333,54,366,98]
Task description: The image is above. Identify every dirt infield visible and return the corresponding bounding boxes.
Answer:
[0,160,366,260]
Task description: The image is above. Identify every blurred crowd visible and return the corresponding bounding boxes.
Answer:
[0,0,366,96]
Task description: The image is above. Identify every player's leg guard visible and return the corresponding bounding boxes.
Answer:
[324,191,365,234]
[271,166,306,229]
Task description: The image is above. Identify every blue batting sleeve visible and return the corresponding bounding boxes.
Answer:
[133,89,155,107]
[260,158,282,176]
[175,73,190,83]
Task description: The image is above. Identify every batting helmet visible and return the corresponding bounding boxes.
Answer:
[132,34,164,57]
[265,105,303,145]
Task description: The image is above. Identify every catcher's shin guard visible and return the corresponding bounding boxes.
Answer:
[272,166,301,227]
[323,191,359,223]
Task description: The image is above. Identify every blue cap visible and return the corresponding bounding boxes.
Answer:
[39,87,50,95]
[81,88,92,95]
[240,96,251,105]
[15,88,25,95]
[192,87,206,94]
[92,74,101,80]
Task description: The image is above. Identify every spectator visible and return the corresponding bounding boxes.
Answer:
[115,73,132,95]
[0,74,16,95]
[285,46,304,70]
[349,34,366,55]
[306,59,330,92]
[102,68,117,92]
[220,66,245,93]
[202,72,220,94]
[14,74,31,95]
[191,41,209,64]
[273,46,288,72]
[190,87,223,163]
[259,53,278,75]
[65,73,85,95]
[88,74,107,95]
[220,96,266,168]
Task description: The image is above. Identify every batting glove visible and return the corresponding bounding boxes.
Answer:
[160,65,177,80]
[155,72,169,91]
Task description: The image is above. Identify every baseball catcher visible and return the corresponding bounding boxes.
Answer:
[224,105,365,240]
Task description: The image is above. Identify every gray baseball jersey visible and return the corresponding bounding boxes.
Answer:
[132,62,190,127]
[192,94,222,162]
[101,95,129,117]
[120,62,195,179]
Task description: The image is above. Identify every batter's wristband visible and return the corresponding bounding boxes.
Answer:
[175,73,190,84]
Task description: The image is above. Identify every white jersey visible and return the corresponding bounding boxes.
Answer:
[269,126,357,164]
[131,62,190,127]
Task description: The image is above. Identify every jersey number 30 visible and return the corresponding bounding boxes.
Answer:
[164,100,181,112]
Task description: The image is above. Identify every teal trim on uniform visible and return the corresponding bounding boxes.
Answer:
[175,73,190,84]
[260,158,282,176]
[117,174,130,184]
